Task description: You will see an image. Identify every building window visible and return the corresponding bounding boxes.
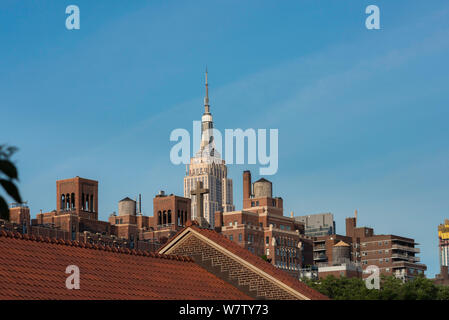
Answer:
[239,234,242,242]
[266,236,269,245]
[229,235,233,241]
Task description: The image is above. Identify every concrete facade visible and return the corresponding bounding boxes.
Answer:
[295,212,335,237]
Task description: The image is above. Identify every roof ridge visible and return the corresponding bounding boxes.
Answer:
[186,225,328,300]
[0,230,193,262]
[156,220,200,252]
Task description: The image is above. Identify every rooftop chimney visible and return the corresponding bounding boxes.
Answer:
[243,170,251,200]
[139,194,142,214]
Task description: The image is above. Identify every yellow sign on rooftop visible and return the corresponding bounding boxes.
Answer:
[438,220,449,240]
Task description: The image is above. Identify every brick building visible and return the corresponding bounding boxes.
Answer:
[214,170,313,278]
[346,212,426,281]
[310,210,427,281]
[313,234,353,267]
[432,266,449,286]
[3,177,191,251]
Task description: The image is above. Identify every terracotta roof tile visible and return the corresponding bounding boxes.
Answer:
[0,231,251,300]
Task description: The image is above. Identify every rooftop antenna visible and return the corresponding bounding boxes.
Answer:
[204,66,210,114]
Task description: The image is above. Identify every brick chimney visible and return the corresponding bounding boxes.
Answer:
[346,217,357,238]
[243,170,251,200]
[214,211,223,233]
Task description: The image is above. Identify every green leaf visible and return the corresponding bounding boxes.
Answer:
[0,196,9,220]
[0,160,18,180]
[0,179,22,203]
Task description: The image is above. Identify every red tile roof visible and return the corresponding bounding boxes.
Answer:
[0,230,251,300]
[159,223,328,300]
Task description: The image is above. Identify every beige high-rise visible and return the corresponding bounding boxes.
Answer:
[183,69,234,227]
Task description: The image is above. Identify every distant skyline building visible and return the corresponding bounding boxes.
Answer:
[295,212,335,237]
[438,220,449,267]
[306,211,427,282]
[183,70,234,227]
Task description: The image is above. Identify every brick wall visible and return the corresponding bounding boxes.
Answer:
[169,234,298,300]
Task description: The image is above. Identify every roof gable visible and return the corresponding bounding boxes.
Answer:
[159,225,328,300]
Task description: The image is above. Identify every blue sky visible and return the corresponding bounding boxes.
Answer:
[1,0,449,277]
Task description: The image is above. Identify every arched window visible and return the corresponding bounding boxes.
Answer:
[85,194,89,212]
[163,211,167,225]
[61,194,65,210]
[167,210,172,224]
[81,193,85,210]
[158,211,162,225]
[71,193,75,209]
[177,210,181,226]
[184,211,187,224]
[66,194,70,210]
[90,194,94,212]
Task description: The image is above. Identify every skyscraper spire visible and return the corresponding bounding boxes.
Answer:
[204,66,210,114]
[200,67,214,152]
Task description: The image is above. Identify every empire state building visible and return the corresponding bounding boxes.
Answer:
[183,70,235,227]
